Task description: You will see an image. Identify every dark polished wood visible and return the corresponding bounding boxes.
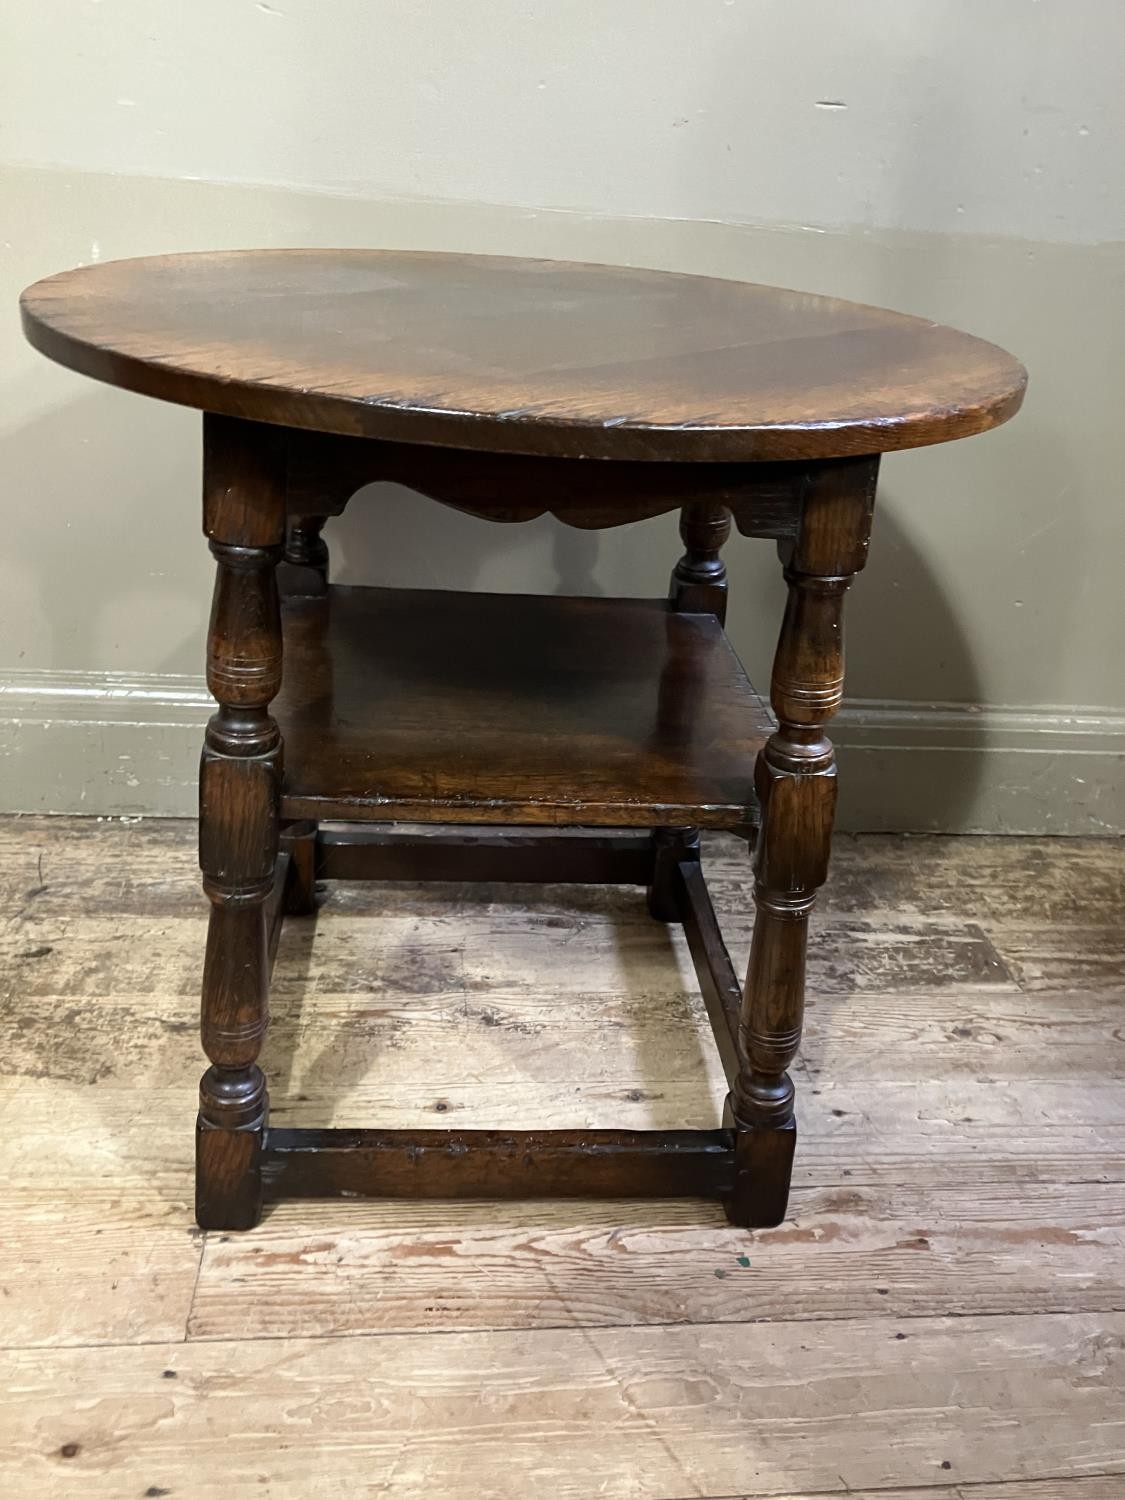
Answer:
[277,514,329,599]
[21,249,1026,461]
[315,827,657,886]
[20,249,1026,1232]
[279,821,318,916]
[669,502,731,621]
[675,858,743,1090]
[263,1128,735,1200]
[726,455,880,1227]
[265,851,291,966]
[647,826,700,923]
[196,416,287,1232]
[284,427,807,535]
[274,585,772,829]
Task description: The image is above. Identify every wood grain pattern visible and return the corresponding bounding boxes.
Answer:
[728,456,878,1224]
[196,416,288,1230]
[263,1126,735,1200]
[3,1316,1121,1498]
[20,249,1026,460]
[17,816,1098,930]
[187,1179,1125,1341]
[274,585,773,828]
[798,1487,1125,1500]
[284,427,806,535]
[0,1187,201,1349]
[21,263,1027,1225]
[1,818,1123,1497]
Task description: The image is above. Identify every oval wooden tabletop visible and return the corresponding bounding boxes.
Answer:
[20,249,1026,462]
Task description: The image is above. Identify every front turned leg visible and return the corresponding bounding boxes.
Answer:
[196,417,287,1231]
[725,457,878,1228]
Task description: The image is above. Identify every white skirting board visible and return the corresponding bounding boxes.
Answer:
[0,670,1121,835]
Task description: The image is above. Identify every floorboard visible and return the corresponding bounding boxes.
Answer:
[3,1315,1123,1499]
[0,817,1121,1499]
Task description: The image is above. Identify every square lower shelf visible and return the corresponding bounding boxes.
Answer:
[275,585,772,829]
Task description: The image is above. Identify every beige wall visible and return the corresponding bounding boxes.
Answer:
[2,2,1123,830]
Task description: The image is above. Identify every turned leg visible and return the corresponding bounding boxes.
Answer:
[276,516,328,909]
[196,416,287,1230]
[278,513,329,599]
[669,500,730,622]
[648,502,732,920]
[280,820,319,916]
[725,457,878,1228]
[647,827,700,922]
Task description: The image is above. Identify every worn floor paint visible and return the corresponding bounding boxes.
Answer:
[0,818,1122,1497]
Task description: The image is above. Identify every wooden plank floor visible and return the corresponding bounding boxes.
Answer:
[0,817,1122,1499]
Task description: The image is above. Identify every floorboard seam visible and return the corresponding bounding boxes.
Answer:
[4,1297,1123,1353]
[182,1228,208,1342]
[661,1466,1125,1500]
[168,1304,1125,1348]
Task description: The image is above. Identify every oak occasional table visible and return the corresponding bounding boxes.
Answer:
[21,250,1026,1230]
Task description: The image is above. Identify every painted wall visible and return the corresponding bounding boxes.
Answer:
[2,1,1122,829]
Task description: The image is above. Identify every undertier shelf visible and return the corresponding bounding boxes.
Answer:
[275,585,772,829]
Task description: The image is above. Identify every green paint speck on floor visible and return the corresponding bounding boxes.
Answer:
[736,1254,751,1268]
